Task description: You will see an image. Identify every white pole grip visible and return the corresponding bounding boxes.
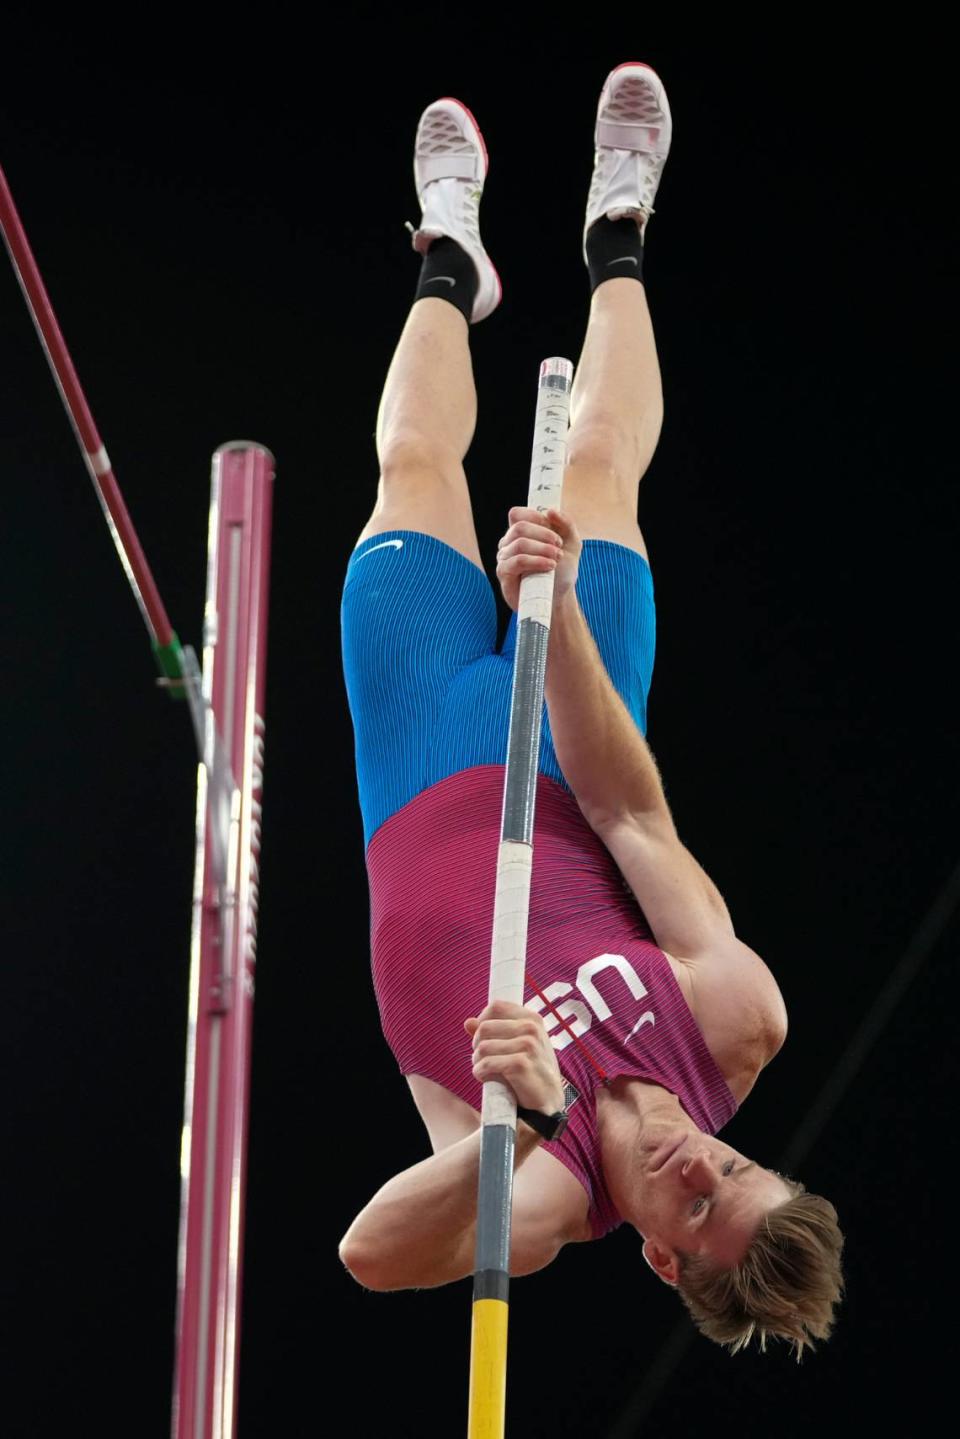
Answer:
[517,357,574,626]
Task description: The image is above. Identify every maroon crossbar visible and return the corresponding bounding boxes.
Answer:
[0,161,174,647]
[172,443,274,1439]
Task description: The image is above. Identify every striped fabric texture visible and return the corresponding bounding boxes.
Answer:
[367,767,738,1237]
[340,530,656,846]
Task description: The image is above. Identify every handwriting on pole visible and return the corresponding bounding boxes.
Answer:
[243,714,266,982]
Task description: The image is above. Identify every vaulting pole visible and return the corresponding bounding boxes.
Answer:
[467,357,574,1438]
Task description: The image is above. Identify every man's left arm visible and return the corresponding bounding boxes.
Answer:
[497,508,787,1057]
[546,588,788,1067]
[499,507,747,957]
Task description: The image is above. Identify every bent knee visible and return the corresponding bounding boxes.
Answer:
[566,412,661,497]
[378,431,465,491]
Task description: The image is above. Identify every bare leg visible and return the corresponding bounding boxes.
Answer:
[357,297,483,570]
[563,277,663,560]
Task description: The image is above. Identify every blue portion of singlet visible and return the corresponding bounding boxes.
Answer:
[340,531,656,848]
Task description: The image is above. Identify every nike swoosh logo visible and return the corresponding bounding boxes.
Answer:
[356,539,404,561]
[626,1011,655,1040]
[425,276,457,286]
[607,255,639,266]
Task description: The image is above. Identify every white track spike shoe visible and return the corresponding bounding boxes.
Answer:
[407,97,502,323]
[583,63,673,260]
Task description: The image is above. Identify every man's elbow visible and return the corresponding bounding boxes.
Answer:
[338,1232,468,1292]
[338,1237,405,1295]
[338,1234,399,1292]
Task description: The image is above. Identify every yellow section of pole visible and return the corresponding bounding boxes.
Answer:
[467,1299,510,1438]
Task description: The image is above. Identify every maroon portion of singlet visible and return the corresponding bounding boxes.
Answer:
[366,766,738,1238]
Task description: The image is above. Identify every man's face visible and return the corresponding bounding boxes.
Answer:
[636,1131,793,1282]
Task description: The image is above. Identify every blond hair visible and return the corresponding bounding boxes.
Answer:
[676,1181,844,1359]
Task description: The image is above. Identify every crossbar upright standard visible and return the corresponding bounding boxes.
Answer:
[173,443,274,1438]
[1,158,275,1439]
[467,357,574,1438]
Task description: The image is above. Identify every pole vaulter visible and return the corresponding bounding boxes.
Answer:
[337,66,845,1439]
[0,160,274,1439]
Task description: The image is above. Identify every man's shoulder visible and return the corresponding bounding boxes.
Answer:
[667,938,789,1100]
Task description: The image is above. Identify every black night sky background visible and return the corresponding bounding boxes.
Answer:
[2,20,956,1439]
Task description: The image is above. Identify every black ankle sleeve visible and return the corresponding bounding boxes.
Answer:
[585,216,645,293]
[414,236,478,324]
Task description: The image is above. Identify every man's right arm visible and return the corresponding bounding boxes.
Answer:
[339,1122,551,1290]
[340,999,577,1289]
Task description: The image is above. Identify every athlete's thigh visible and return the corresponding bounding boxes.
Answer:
[341,529,498,844]
[561,489,650,564]
[505,530,655,793]
[573,536,656,734]
[357,470,484,571]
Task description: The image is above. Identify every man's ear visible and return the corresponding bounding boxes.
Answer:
[642,1238,680,1287]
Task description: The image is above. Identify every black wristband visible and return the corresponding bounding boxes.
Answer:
[516,1105,569,1141]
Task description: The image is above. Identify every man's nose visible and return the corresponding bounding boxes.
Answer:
[681,1153,717,1187]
